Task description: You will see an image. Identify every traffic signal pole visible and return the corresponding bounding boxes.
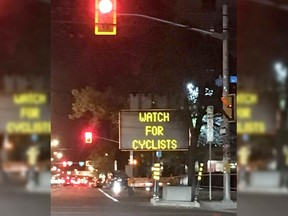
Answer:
[222,4,232,203]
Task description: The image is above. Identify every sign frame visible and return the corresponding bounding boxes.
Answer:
[119,109,189,151]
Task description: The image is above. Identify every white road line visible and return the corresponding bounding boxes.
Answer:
[98,189,119,202]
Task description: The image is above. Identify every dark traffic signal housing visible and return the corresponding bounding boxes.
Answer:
[95,0,117,35]
[221,94,236,122]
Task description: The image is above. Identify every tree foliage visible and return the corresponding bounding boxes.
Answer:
[69,86,127,174]
[86,139,117,175]
[69,86,126,130]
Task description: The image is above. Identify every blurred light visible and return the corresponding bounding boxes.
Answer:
[56,152,63,159]
[99,0,113,14]
[187,83,194,89]
[51,178,63,184]
[274,62,287,84]
[230,76,237,83]
[51,139,59,147]
[186,82,199,104]
[205,87,214,96]
[112,181,121,194]
[4,141,13,150]
[62,161,67,167]
[85,131,93,143]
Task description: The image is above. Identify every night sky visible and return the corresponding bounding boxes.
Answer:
[2,0,287,165]
[49,0,288,165]
[51,0,237,164]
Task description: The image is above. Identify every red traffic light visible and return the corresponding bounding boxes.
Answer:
[85,132,93,143]
[99,0,113,13]
[62,161,67,167]
[95,0,117,35]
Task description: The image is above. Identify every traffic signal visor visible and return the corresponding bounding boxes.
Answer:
[95,0,117,35]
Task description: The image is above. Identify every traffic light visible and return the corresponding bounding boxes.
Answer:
[95,0,117,35]
[85,132,93,143]
[221,94,236,121]
[62,161,67,167]
[197,163,204,181]
[152,163,161,180]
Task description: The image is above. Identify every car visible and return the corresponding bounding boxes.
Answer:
[62,176,73,186]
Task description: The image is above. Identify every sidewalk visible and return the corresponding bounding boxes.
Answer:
[150,189,237,213]
[0,174,50,194]
[238,185,288,194]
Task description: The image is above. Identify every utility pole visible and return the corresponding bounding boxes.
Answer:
[222,4,232,202]
[207,106,214,201]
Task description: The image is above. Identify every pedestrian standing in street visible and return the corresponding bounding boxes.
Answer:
[26,145,40,189]
[238,145,251,188]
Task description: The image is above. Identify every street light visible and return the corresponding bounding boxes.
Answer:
[273,62,288,173]
[274,62,287,85]
[186,82,199,104]
[274,62,287,111]
[51,139,59,148]
[56,152,63,159]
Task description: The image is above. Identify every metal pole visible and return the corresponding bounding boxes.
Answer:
[222,4,232,202]
[209,141,212,200]
[207,105,213,201]
[154,154,161,200]
[130,151,133,176]
[114,160,118,171]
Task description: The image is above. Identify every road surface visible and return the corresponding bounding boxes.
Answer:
[51,185,236,216]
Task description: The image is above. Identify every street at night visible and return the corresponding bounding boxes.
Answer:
[51,185,236,216]
[2,0,288,215]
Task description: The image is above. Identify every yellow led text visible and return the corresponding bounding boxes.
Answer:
[237,108,251,119]
[13,93,47,105]
[139,112,170,122]
[237,122,266,134]
[6,121,51,134]
[20,107,41,119]
[132,139,178,150]
[145,126,164,136]
[237,93,258,105]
